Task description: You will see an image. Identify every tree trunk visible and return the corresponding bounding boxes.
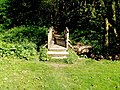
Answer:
[112,1,118,37]
[105,18,109,47]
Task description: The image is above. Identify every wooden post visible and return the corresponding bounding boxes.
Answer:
[48,26,54,49]
[64,27,69,50]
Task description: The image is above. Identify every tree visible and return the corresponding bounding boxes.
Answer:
[1,0,120,58]
[5,0,53,28]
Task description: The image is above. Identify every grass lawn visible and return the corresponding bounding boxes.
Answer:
[0,57,120,90]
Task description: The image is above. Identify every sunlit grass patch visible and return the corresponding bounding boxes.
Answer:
[0,57,120,90]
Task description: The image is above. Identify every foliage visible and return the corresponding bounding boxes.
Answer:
[0,0,10,28]
[0,24,4,32]
[64,48,79,64]
[3,26,48,51]
[0,0,120,58]
[3,26,47,43]
[0,25,48,60]
[3,0,53,27]
[39,46,49,61]
[0,40,37,60]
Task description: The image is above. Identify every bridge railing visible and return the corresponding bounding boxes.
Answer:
[48,26,54,49]
[48,26,69,50]
[64,27,69,50]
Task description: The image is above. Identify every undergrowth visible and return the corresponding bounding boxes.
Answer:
[64,48,79,64]
[0,40,37,60]
[39,46,49,61]
[3,26,47,43]
[0,26,48,60]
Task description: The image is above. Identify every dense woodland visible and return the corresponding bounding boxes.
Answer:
[0,0,120,60]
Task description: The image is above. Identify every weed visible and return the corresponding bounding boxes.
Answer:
[39,47,49,61]
[64,48,79,64]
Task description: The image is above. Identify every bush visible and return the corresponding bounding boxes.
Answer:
[39,46,49,61]
[3,26,48,51]
[0,40,37,60]
[0,26,48,60]
[3,26,48,43]
[70,28,104,55]
[64,48,79,64]
[0,0,11,28]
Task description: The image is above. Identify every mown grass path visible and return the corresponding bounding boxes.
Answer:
[0,57,120,90]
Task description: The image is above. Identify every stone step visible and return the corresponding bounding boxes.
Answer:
[47,51,69,57]
[50,44,65,48]
[54,34,62,38]
[52,56,68,59]
[49,48,67,51]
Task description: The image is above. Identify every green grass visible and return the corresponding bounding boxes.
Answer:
[0,57,120,90]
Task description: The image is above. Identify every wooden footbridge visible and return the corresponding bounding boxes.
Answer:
[47,26,93,59]
[47,26,69,59]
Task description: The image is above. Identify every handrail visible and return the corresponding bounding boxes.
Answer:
[48,26,54,49]
[64,27,69,50]
[48,26,69,50]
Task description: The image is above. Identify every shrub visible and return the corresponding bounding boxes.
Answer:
[39,46,49,61]
[0,24,4,33]
[3,26,48,51]
[0,25,48,60]
[0,40,37,60]
[63,48,79,64]
[0,0,11,29]
[70,29,104,55]
[3,26,48,43]
[0,26,47,60]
